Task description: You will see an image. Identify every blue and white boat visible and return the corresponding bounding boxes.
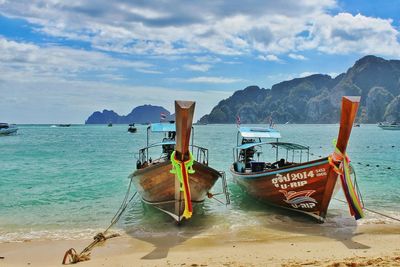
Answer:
[378,122,400,130]
[0,123,18,135]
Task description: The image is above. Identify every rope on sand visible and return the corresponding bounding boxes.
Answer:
[62,179,137,265]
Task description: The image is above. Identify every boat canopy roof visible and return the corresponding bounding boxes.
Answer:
[239,126,281,138]
[268,142,309,150]
[150,123,176,132]
[235,141,308,150]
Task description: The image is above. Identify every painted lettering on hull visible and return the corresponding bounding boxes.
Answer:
[279,190,317,209]
[271,168,327,190]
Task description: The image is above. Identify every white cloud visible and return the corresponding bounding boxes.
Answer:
[0,79,232,123]
[0,37,235,123]
[184,64,211,72]
[299,71,318,78]
[194,56,221,64]
[258,54,282,62]
[304,13,400,56]
[288,53,307,60]
[0,37,158,81]
[1,1,399,58]
[1,1,400,124]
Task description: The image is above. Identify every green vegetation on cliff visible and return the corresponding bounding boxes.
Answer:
[199,55,400,124]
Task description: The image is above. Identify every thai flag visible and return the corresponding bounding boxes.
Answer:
[160,112,167,121]
[236,115,241,126]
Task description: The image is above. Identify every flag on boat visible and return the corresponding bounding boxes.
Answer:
[268,116,274,128]
[160,112,167,121]
[236,115,241,126]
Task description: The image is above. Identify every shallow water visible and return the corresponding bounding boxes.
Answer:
[0,124,399,242]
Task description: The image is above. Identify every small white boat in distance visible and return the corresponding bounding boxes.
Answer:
[0,123,18,135]
[378,122,400,130]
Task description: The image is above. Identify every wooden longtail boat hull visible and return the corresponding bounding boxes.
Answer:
[131,160,221,220]
[231,157,337,221]
[232,96,361,222]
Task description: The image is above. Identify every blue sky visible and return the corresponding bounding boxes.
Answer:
[1,0,400,123]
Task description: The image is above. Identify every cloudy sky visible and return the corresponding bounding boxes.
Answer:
[1,0,400,123]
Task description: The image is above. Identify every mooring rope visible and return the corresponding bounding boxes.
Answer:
[206,192,227,206]
[332,159,400,223]
[62,178,137,265]
[333,198,400,223]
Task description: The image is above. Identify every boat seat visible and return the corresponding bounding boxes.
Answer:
[250,161,265,172]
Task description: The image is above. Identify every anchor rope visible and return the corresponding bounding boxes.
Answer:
[333,198,400,223]
[206,172,230,206]
[206,192,226,206]
[62,178,137,265]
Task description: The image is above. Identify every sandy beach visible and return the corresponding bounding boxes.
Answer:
[1,223,399,267]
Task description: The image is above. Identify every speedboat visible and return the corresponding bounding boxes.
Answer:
[378,122,400,130]
[0,123,18,135]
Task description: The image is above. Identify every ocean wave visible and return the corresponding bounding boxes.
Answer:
[0,228,124,243]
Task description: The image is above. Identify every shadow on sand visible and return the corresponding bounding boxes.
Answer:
[228,184,371,250]
[120,183,374,261]
[123,200,223,260]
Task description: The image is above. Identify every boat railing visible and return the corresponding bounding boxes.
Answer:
[191,144,209,165]
[232,141,310,172]
[136,143,209,169]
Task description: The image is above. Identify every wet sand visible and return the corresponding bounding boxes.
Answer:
[1,223,399,267]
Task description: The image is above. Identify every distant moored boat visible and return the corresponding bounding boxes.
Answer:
[128,123,137,133]
[0,123,18,135]
[378,122,400,130]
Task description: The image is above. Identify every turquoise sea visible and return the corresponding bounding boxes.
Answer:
[1,124,399,242]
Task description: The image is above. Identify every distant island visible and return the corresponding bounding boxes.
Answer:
[199,55,400,124]
[85,104,172,124]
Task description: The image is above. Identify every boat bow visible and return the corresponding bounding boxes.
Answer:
[173,100,196,220]
[328,96,364,220]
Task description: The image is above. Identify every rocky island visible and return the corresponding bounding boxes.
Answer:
[199,55,400,124]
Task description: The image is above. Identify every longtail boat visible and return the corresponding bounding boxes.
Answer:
[231,96,364,222]
[131,100,228,222]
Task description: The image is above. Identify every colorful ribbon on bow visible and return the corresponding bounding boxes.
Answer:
[170,151,195,219]
[328,141,364,220]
